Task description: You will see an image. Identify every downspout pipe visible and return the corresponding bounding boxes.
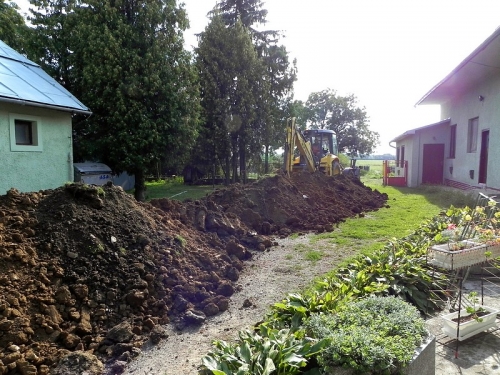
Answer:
[0,96,92,116]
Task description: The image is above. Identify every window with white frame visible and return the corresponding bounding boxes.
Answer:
[467,117,478,153]
[9,114,43,152]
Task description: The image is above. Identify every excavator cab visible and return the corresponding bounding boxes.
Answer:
[284,118,341,176]
[303,129,341,176]
[304,129,337,159]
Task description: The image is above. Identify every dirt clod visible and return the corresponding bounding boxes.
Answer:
[0,172,387,373]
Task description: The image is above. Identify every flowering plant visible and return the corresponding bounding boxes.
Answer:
[439,223,461,242]
[435,196,500,251]
[475,227,500,245]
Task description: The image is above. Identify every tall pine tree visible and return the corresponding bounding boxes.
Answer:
[195,14,261,184]
[207,0,296,176]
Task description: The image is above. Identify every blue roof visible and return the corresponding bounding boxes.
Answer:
[0,40,91,114]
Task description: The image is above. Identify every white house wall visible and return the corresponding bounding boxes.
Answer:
[0,102,74,194]
[406,138,417,187]
[440,74,500,190]
[396,137,417,187]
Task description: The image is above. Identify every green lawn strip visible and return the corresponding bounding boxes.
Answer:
[313,184,474,249]
[140,179,215,201]
[312,186,440,249]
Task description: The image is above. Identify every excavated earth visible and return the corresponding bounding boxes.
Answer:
[0,172,388,375]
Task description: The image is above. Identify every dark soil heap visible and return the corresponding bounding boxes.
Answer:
[0,172,387,374]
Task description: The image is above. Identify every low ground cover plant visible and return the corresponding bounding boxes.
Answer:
[306,296,427,374]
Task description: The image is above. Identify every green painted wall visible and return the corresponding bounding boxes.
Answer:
[0,102,74,194]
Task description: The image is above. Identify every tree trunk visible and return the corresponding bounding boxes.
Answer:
[155,161,161,180]
[239,137,246,184]
[134,168,146,201]
[231,136,238,184]
[264,144,269,174]
[224,155,230,186]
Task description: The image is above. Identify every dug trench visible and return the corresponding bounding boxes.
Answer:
[0,172,388,375]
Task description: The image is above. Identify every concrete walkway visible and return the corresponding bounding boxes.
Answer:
[426,279,500,374]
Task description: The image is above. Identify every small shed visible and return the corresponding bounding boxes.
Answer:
[73,163,112,185]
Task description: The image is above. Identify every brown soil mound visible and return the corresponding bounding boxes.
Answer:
[0,172,387,374]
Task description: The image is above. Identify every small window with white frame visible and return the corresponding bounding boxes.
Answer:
[9,114,43,152]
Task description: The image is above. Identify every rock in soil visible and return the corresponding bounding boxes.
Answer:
[0,172,387,374]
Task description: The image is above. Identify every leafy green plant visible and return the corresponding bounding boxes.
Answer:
[329,234,447,313]
[265,289,352,332]
[200,326,328,375]
[465,291,486,322]
[306,296,427,374]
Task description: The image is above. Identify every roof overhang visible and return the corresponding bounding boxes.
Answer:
[416,26,500,106]
[0,96,92,116]
[390,118,451,144]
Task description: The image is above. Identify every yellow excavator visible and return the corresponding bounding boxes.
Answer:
[284,117,342,176]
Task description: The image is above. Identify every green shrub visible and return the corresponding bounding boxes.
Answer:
[306,296,427,374]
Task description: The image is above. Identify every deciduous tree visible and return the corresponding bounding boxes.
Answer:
[0,0,30,52]
[306,89,379,156]
[28,0,201,200]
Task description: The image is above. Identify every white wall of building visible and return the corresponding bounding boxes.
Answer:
[441,74,500,189]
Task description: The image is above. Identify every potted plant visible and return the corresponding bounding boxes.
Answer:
[428,239,490,270]
[441,292,499,341]
[428,206,500,269]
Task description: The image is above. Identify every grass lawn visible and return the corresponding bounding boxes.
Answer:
[312,178,475,262]
[141,178,217,201]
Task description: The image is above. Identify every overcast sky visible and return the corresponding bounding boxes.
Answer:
[15,0,500,154]
[183,0,500,154]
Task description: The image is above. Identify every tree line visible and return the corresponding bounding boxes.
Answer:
[1,0,380,200]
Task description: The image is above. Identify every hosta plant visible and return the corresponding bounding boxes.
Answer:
[199,325,328,375]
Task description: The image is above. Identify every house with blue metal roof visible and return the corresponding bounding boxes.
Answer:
[0,39,91,193]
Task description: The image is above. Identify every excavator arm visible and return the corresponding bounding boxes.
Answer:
[284,117,317,175]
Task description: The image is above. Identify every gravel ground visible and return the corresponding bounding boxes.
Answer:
[122,234,356,375]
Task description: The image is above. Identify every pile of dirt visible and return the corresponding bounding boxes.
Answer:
[0,172,387,375]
